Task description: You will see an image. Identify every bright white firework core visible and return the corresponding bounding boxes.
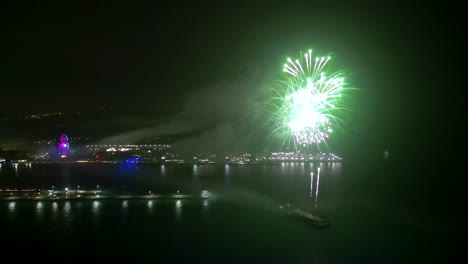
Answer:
[281,50,345,145]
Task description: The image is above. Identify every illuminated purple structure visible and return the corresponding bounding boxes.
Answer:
[58,134,69,158]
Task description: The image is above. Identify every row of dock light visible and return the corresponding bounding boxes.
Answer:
[6,199,209,212]
[2,184,210,200]
[0,188,41,192]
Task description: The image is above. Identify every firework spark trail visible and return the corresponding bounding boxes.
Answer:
[310,172,314,195]
[315,167,321,209]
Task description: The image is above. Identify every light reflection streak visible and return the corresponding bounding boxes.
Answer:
[224,164,231,184]
[175,199,182,220]
[52,202,58,213]
[8,201,15,212]
[36,202,43,215]
[192,164,199,177]
[92,201,101,228]
[92,201,100,213]
[64,201,71,217]
[315,167,321,209]
[330,162,342,177]
[300,162,305,174]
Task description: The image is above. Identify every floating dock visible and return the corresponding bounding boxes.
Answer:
[280,204,330,228]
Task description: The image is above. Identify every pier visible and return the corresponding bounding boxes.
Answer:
[0,189,210,201]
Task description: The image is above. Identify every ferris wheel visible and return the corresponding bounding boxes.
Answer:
[58,134,69,158]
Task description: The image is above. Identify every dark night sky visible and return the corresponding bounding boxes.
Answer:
[0,4,465,156]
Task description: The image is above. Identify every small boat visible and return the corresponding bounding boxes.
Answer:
[279,204,330,228]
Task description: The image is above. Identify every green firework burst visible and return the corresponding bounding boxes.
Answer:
[267,49,350,147]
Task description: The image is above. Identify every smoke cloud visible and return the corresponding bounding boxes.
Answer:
[98,64,274,154]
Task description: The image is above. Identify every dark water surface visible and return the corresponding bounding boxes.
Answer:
[0,160,450,262]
